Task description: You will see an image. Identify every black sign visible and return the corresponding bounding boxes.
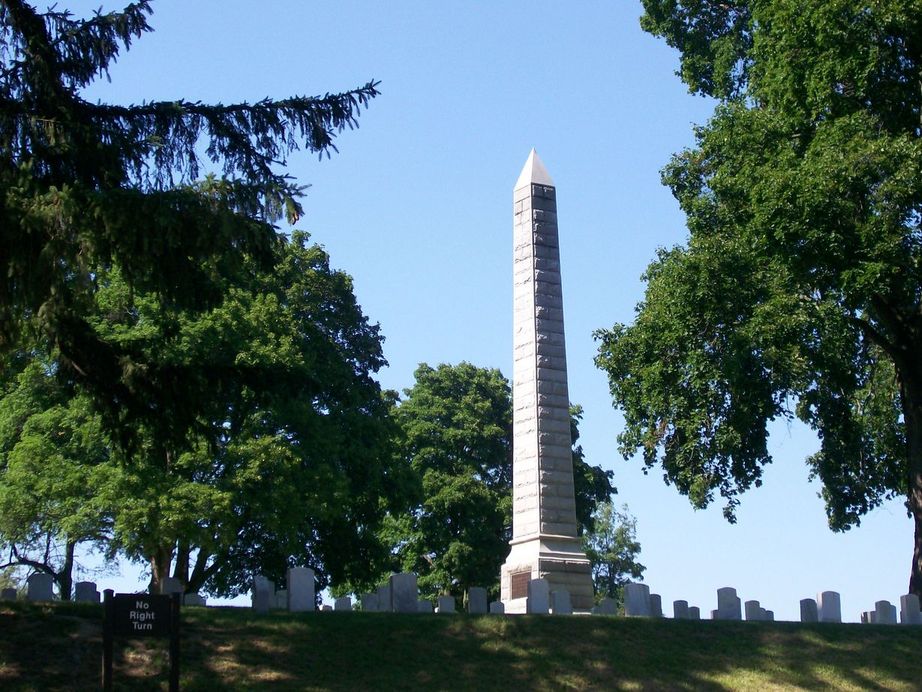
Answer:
[103,590,180,692]
[113,594,172,637]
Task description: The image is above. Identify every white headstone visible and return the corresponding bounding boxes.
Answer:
[744,600,762,621]
[390,573,418,613]
[160,577,183,595]
[526,578,550,614]
[74,581,100,603]
[899,594,921,624]
[252,575,274,612]
[334,596,352,612]
[649,593,663,618]
[624,583,651,617]
[253,588,271,614]
[673,600,689,619]
[183,593,206,607]
[595,597,617,615]
[800,598,818,622]
[550,589,572,615]
[875,600,897,625]
[489,601,505,615]
[716,587,741,620]
[377,583,392,612]
[287,567,315,612]
[437,595,456,614]
[817,591,841,623]
[26,573,54,602]
[467,587,488,614]
[361,593,379,612]
[1,587,17,601]
[688,606,701,620]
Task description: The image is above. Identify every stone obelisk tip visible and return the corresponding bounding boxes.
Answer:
[514,148,554,190]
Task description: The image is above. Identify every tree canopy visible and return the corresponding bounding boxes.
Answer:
[582,502,645,608]
[0,232,410,598]
[0,1,379,444]
[382,362,614,601]
[596,0,922,595]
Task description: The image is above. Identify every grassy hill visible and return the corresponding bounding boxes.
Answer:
[1,600,920,690]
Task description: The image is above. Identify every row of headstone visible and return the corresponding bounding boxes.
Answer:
[859,594,921,625]
[622,583,675,618]
[359,576,505,615]
[251,567,315,614]
[799,591,841,622]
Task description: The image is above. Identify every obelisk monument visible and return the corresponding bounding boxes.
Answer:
[500,149,594,612]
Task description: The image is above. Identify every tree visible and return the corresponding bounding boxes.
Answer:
[385,362,614,601]
[0,1,379,444]
[0,232,412,597]
[595,1,922,595]
[0,360,111,600]
[582,502,645,608]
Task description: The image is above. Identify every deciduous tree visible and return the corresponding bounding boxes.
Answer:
[596,0,922,595]
[386,362,614,601]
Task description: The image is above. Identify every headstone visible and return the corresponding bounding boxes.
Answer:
[26,573,54,601]
[800,598,818,622]
[870,610,879,623]
[183,593,206,607]
[765,610,774,621]
[817,591,841,623]
[377,583,392,612]
[710,609,719,620]
[716,587,741,620]
[252,575,274,612]
[253,588,271,614]
[390,573,418,613]
[1,587,17,601]
[624,583,651,617]
[418,599,433,613]
[744,600,762,621]
[526,578,550,614]
[334,596,352,612]
[860,611,870,624]
[467,587,488,614]
[649,593,663,618]
[361,593,379,612]
[160,577,183,595]
[321,605,332,611]
[275,590,288,609]
[437,595,456,614]
[498,151,593,613]
[74,581,100,603]
[595,598,617,615]
[550,589,572,615]
[489,601,505,615]
[673,600,689,619]
[688,606,701,620]
[287,567,315,612]
[875,600,897,625]
[899,594,921,624]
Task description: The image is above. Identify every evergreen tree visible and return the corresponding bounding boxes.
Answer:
[0,1,379,445]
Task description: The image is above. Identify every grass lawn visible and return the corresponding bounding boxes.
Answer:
[1,600,920,690]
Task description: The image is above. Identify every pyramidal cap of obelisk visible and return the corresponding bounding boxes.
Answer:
[500,149,594,612]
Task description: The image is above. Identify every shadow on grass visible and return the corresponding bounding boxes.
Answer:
[2,602,921,691]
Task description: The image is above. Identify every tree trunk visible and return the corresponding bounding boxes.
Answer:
[149,545,173,595]
[906,388,922,598]
[57,540,76,601]
[173,540,190,591]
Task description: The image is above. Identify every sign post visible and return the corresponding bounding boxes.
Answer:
[102,590,181,691]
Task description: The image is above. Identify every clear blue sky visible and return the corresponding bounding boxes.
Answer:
[77,0,910,621]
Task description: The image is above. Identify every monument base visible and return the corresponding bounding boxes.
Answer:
[500,534,594,613]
